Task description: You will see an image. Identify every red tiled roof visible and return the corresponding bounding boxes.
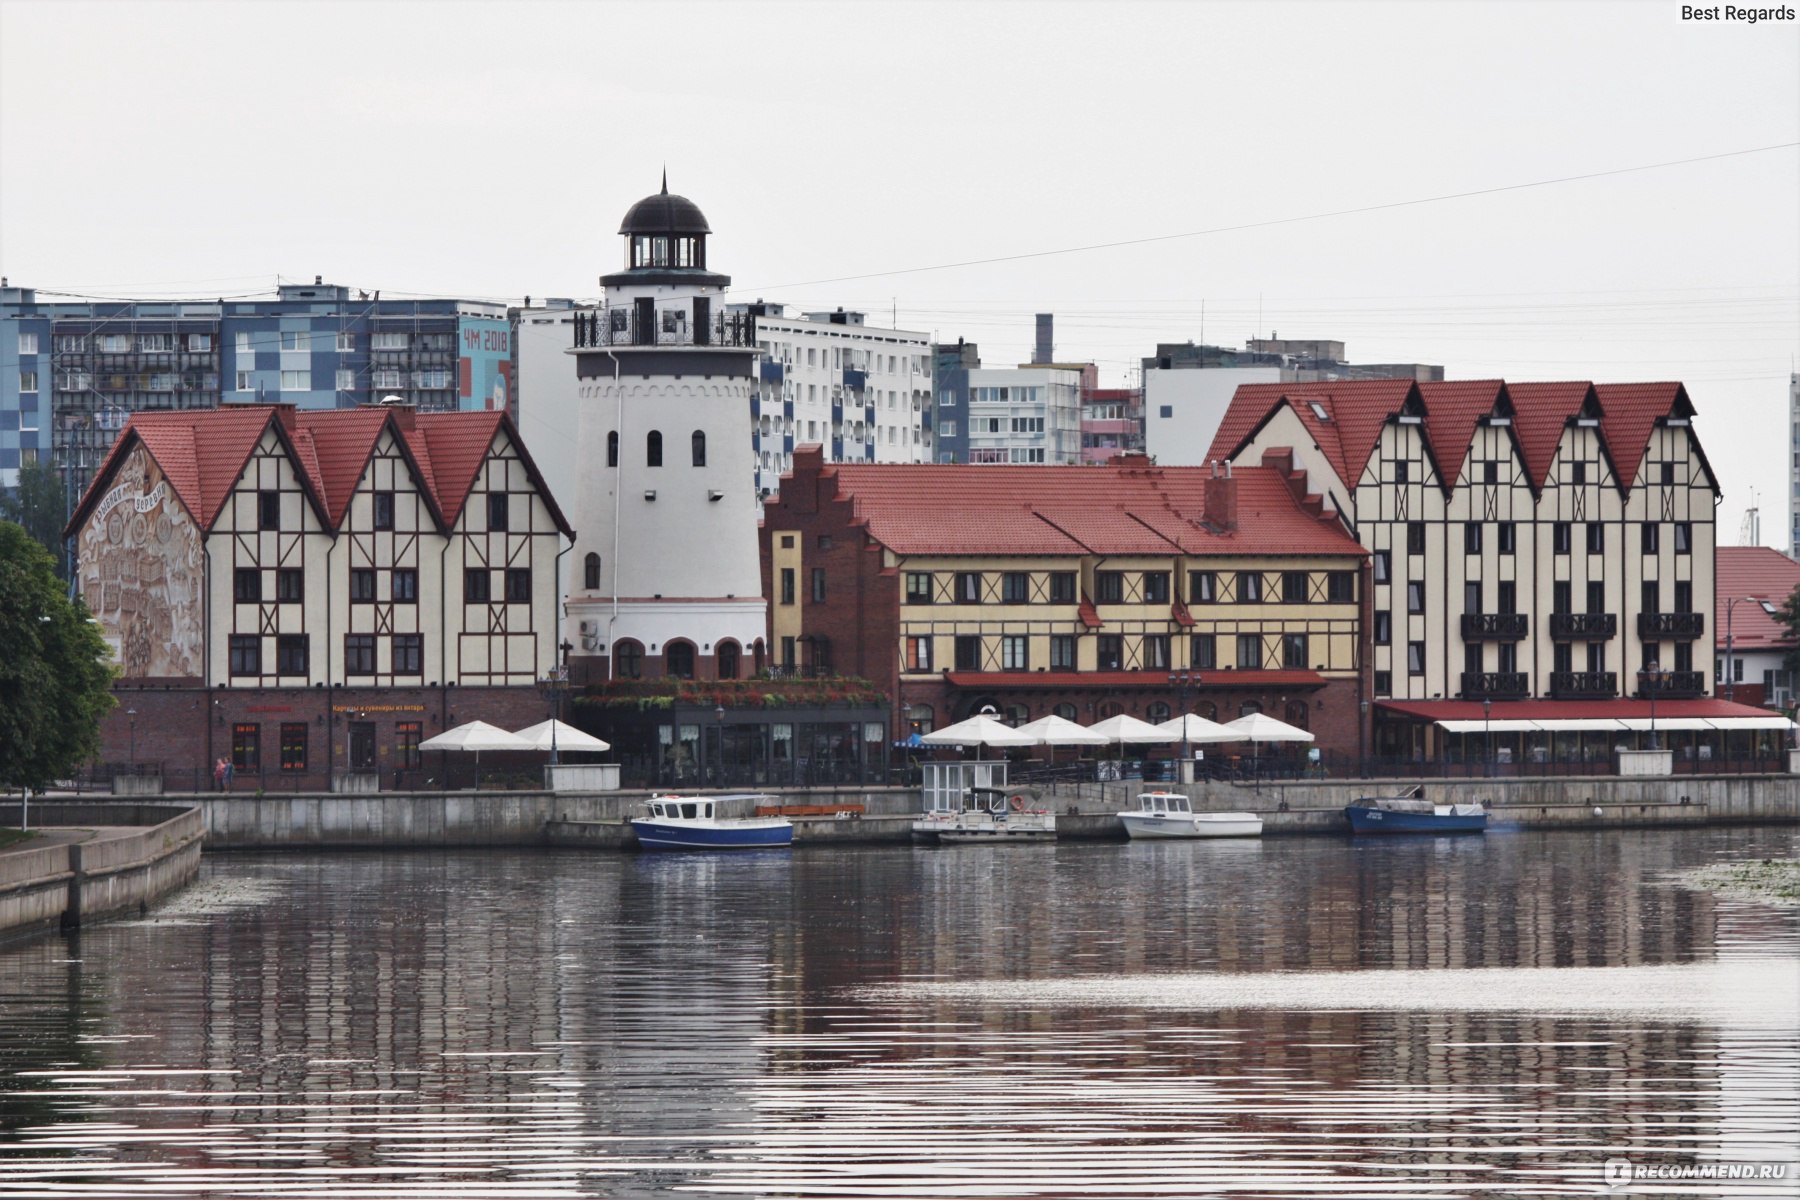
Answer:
[292,408,390,527]
[412,411,506,529]
[1376,698,1778,722]
[807,458,1366,559]
[944,669,1328,690]
[1205,378,1416,485]
[1593,382,1690,491]
[1717,546,1800,651]
[1502,381,1594,492]
[1418,380,1505,488]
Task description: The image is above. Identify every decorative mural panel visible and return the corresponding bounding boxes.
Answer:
[78,444,203,679]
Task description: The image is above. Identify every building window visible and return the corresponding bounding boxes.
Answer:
[1142,573,1170,604]
[372,491,395,530]
[1407,522,1425,555]
[1095,571,1124,603]
[1407,581,1425,613]
[280,370,310,392]
[646,430,663,467]
[584,553,601,590]
[372,332,407,351]
[1002,572,1030,603]
[350,568,376,602]
[1642,523,1659,554]
[280,723,307,773]
[233,568,261,603]
[691,430,706,467]
[905,636,933,672]
[607,431,618,467]
[955,572,983,603]
[1498,580,1517,613]
[396,721,422,769]
[276,568,304,603]
[1237,572,1263,603]
[1050,634,1076,670]
[1393,459,1409,484]
[1464,523,1482,554]
[275,634,308,676]
[1586,522,1604,554]
[1375,610,1392,644]
[718,641,740,679]
[487,493,509,532]
[1553,522,1571,554]
[505,568,532,604]
[779,567,795,605]
[17,332,37,355]
[1049,572,1076,603]
[1190,634,1215,669]
[1236,634,1262,669]
[345,634,377,675]
[1282,571,1308,603]
[666,641,695,679]
[392,568,417,603]
[393,634,422,675]
[232,724,260,772]
[1190,571,1216,603]
[336,369,355,392]
[19,371,37,393]
[1283,634,1309,669]
[615,640,643,678]
[905,572,933,605]
[1407,641,1425,675]
[465,569,491,604]
[1142,635,1170,670]
[335,331,355,352]
[954,635,981,670]
[1571,460,1586,485]
[229,635,260,676]
[1661,461,1676,485]
[280,331,307,351]
[1466,581,1483,614]
[1482,460,1498,485]
[1001,636,1028,671]
[1374,670,1392,695]
[1327,571,1354,603]
[1097,635,1123,670]
[1674,522,1692,554]
[809,567,826,603]
[1499,522,1516,554]
[258,490,281,531]
[1373,551,1390,583]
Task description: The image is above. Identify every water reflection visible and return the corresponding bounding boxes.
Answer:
[0,828,1792,1197]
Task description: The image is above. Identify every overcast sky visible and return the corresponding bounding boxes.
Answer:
[2,0,1795,545]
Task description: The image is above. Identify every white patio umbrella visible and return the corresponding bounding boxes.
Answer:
[512,719,611,753]
[1013,714,1111,746]
[419,720,532,760]
[1222,711,1315,778]
[919,713,1039,748]
[1085,714,1175,744]
[1155,713,1238,743]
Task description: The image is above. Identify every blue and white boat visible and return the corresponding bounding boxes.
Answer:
[1344,790,1487,835]
[631,793,793,851]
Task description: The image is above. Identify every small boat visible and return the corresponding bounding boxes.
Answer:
[1119,791,1263,839]
[1344,788,1487,835]
[631,793,793,851]
[912,786,1055,844]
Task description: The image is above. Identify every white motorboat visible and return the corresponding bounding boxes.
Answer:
[912,786,1056,844]
[1118,791,1263,839]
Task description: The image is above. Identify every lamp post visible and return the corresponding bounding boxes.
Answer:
[1640,661,1665,750]
[1722,595,1755,702]
[537,663,571,766]
[1167,670,1201,781]
[715,704,727,787]
[1482,697,1492,777]
[127,708,137,766]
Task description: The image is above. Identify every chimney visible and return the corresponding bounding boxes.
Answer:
[1204,460,1237,532]
[1033,313,1053,364]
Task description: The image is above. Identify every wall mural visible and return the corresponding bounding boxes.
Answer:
[78,444,204,679]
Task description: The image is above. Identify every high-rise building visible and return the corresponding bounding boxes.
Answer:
[1789,372,1799,558]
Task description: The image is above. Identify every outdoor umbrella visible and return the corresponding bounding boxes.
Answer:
[1155,712,1238,773]
[1221,711,1315,779]
[1085,713,1176,779]
[1013,714,1110,746]
[512,719,611,753]
[419,720,533,753]
[919,713,1039,748]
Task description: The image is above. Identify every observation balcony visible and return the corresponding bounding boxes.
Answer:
[1637,611,1705,640]
[1549,612,1617,640]
[1460,613,1530,641]
[572,308,756,349]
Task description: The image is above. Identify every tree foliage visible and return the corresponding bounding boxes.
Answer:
[0,521,115,791]
[1780,584,1800,682]
[0,458,71,580]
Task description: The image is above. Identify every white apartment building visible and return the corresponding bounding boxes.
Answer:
[953,366,1083,465]
[729,303,933,495]
[1144,366,1282,465]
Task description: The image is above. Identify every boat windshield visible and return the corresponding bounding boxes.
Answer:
[680,802,698,819]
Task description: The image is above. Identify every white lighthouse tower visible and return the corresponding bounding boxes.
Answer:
[565,178,766,681]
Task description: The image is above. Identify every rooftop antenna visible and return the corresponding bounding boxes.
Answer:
[1739,491,1761,546]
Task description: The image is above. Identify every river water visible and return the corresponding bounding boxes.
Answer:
[1,826,1796,1198]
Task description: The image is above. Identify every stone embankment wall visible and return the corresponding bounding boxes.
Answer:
[0,805,204,941]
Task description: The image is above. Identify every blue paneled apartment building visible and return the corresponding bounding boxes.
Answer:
[0,278,513,496]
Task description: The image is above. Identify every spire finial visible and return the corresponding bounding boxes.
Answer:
[661,167,668,195]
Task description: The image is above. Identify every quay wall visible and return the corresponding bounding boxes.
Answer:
[34,775,1798,851]
[0,805,205,941]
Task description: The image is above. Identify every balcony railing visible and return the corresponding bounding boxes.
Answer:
[1639,670,1707,699]
[572,308,756,349]
[1550,671,1617,698]
[1460,671,1530,699]
[1460,612,1530,641]
[1549,612,1617,640]
[1638,611,1705,640]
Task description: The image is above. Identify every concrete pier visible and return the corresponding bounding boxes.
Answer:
[0,805,205,942]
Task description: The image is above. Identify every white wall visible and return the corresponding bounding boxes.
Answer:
[1144,367,1282,466]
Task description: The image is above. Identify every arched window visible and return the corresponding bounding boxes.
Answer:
[1003,704,1030,727]
[607,431,618,467]
[691,430,706,467]
[1054,702,1078,721]
[1095,700,1124,719]
[583,553,600,590]
[1199,701,1219,722]
[905,703,935,734]
[1146,701,1172,724]
[751,639,765,675]
[1238,700,1263,718]
[1285,700,1311,731]
[646,430,663,467]
[614,640,643,680]
[716,640,740,680]
[665,639,695,679]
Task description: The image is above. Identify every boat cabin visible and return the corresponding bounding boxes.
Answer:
[645,794,773,821]
[1136,792,1193,816]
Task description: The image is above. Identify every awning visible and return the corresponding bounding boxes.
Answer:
[1376,698,1795,735]
[1435,716,1791,734]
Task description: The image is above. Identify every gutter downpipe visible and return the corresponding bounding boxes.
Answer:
[605,346,623,681]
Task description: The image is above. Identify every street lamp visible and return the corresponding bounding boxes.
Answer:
[715,704,727,787]
[1640,660,1665,750]
[1482,697,1492,777]
[1167,670,1201,780]
[537,662,571,766]
[1722,595,1757,702]
[127,707,137,765]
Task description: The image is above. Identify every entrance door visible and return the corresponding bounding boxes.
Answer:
[692,296,710,345]
[633,296,655,346]
[349,722,377,772]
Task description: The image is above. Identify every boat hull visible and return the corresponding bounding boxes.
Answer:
[1343,806,1487,835]
[911,814,1056,843]
[630,819,793,851]
[1120,812,1263,839]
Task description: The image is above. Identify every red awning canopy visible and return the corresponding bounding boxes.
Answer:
[944,669,1327,691]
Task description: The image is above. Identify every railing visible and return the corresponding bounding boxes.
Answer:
[1638,611,1705,639]
[1459,671,1530,699]
[1550,612,1617,640]
[1639,670,1707,698]
[1550,670,1618,698]
[572,308,756,349]
[1460,613,1530,641]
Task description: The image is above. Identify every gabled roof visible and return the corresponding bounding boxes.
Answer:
[1717,546,1800,652]
[1206,378,1418,487]
[1502,381,1594,491]
[1593,382,1691,491]
[1417,380,1506,488]
[291,408,390,527]
[792,456,1366,559]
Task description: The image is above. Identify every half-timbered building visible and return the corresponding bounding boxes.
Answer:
[67,403,572,789]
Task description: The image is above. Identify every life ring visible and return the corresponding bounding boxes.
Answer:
[1009,794,1027,812]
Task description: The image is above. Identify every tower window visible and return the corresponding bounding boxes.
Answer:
[607,431,618,467]
[692,429,706,467]
[584,553,601,590]
[646,430,663,467]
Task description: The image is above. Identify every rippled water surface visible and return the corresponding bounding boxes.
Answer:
[1,827,1796,1198]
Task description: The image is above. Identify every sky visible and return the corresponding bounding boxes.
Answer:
[1,0,1795,546]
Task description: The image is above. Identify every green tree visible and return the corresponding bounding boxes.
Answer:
[0,521,115,793]
[1780,584,1800,683]
[0,458,71,580]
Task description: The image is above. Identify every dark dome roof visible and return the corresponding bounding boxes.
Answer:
[618,178,710,236]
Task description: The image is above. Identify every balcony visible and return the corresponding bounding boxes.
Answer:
[1549,612,1617,640]
[572,308,756,349]
[842,368,867,393]
[1638,611,1705,640]
[1550,671,1618,699]
[1638,670,1707,699]
[1460,613,1530,641]
[1460,671,1529,700]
